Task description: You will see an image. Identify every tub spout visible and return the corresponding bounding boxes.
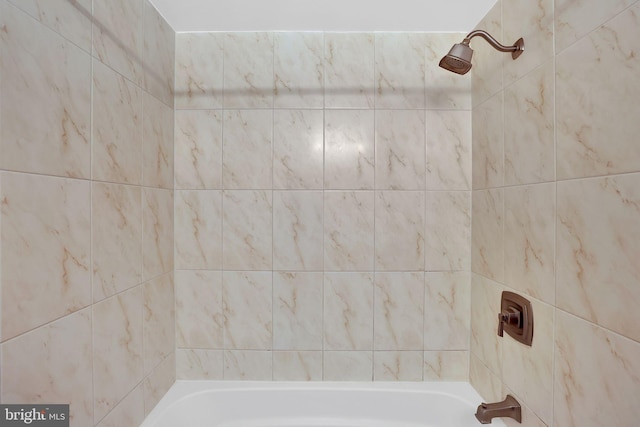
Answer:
[475,395,521,424]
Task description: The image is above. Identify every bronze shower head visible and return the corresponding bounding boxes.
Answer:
[439,30,524,75]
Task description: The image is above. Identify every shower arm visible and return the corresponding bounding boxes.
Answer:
[462,30,524,59]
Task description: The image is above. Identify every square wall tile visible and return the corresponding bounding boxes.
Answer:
[174,190,222,270]
[92,59,143,185]
[273,351,323,381]
[425,191,471,271]
[471,189,504,282]
[92,183,142,302]
[324,273,374,351]
[223,272,273,350]
[143,352,175,416]
[273,109,324,190]
[423,351,469,381]
[375,110,426,190]
[469,353,502,402]
[175,33,223,109]
[273,191,323,271]
[222,190,272,270]
[223,110,273,189]
[143,273,175,375]
[375,33,426,109]
[426,110,472,191]
[324,33,374,109]
[96,384,144,427]
[143,92,174,189]
[174,110,223,190]
[374,351,423,381]
[471,1,502,108]
[375,191,425,271]
[143,0,174,107]
[504,183,555,305]
[424,272,470,351]
[224,32,274,108]
[93,288,143,422]
[1,3,90,178]
[177,349,224,380]
[324,191,374,271]
[324,352,373,381]
[1,173,90,340]
[274,32,324,108]
[556,4,640,179]
[374,273,424,351]
[557,174,640,342]
[2,309,93,427]
[175,270,223,349]
[224,350,272,380]
[470,274,503,377]
[324,110,375,190]
[273,272,323,350]
[143,188,173,280]
[472,93,503,190]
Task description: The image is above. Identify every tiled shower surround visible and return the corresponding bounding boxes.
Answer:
[173,31,473,381]
[1,0,640,426]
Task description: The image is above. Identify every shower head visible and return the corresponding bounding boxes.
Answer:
[439,30,524,75]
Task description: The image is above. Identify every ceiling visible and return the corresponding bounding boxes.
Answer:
[149,0,497,33]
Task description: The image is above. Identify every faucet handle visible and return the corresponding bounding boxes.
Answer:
[498,307,521,337]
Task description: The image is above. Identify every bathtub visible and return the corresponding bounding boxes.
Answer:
[140,381,506,427]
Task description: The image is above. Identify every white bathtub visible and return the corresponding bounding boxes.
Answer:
[140,381,506,427]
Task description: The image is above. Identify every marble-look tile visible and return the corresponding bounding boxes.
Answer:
[142,188,173,280]
[174,190,222,270]
[174,110,222,189]
[502,0,554,86]
[555,0,637,53]
[223,272,272,350]
[96,384,144,427]
[424,33,472,110]
[504,62,555,185]
[143,353,175,416]
[324,351,373,381]
[273,109,324,189]
[470,274,503,377]
[556,4,640,179]
[274,32,324,108]
[324,110,375,190]
[222,190,272,270]
[375,110,426,190]
[374,351,423,381]
[273,272,323,350]
[175,33,223,109]
[503,297,554,426]
[472,92,503,190]
[223,110,272,189]
[324,33,375,109]
[8,0,92,52]
[426,110,472,190]
[554,311,640,427]
[425,191,471,271]
[471,1,503,108]
[93,288,143,422]
[1,3,90,178]
[375,191,425,271]
[224,351,272,380]
[175,270,223,349]
[92,183,142,302]
[324,273,374,351]
[471,189,504,282]
[273,191,323,271]
[375,33,426,109]
[1,173,90,340]
[557,174,640,342]
[273,351,323,381]
[93,0,144,85]
[143,92,173,189]
[423,351,469,381]
[143,0,174,107]
[2,309,93,427]
[176,349,223,380]
[504,184,555,304]
[374,273,424,351]
[92,60,143,185]
[324,191,374,271]
[144,273,175,375]
[224,32,274,108]
[424,272,470,350]
[470,354,502,402]
[502,386,548,427]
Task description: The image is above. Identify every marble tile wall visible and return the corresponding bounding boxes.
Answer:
[174,31,473,381]
[471,1,640,426]
[0,1,175,426]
